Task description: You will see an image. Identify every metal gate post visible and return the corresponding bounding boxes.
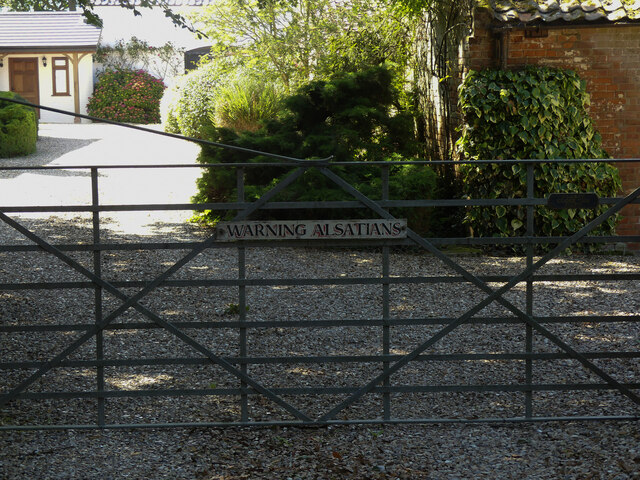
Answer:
[91,167,105,427]
[525,163,534,418]
[381,165,391,420]
[237,167,249,422]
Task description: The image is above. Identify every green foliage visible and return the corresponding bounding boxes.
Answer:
[223,303,249,315]
[190,0,415,92]
[162,89,181,134]
[163,64,223,138]
[457,67,621,248]
[193,66,437,233]
[0,92,37,158]
[87,69,165,124]
[390,0,474,16]
[213,74,285,133]
[315,1,415,79]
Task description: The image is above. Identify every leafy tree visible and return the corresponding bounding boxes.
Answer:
[189,0,416,91]
[0,0,196,32]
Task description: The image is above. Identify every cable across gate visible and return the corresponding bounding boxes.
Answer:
[0,120,639,430]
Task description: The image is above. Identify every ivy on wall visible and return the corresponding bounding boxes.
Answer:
[456,67,621,247]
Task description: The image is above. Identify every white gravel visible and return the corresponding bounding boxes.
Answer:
[1,125,639,479]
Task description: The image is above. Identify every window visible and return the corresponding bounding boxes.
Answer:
[52,57,70,96]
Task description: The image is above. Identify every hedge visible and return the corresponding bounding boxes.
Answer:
[0,92,37,158]
[87,69,165,124]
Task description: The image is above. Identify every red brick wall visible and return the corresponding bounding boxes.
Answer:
[466,12,640,244]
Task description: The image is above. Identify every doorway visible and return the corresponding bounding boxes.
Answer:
[9,57,40,116]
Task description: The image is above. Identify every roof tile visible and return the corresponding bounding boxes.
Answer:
[629,1,640,17]
[580,1,599,13]
[538,0,560,13]
[486,0,640,22]
[559,0,581,13]
[607,7,628,18]
[0,12,101,51]
[601,0,623,11]
[584,9,607,18]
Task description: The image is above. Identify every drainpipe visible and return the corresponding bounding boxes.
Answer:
[495,29,510,69]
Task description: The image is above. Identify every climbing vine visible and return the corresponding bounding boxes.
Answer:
[457,67,621,249]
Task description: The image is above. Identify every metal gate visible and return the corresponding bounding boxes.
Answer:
[1,112,639,430]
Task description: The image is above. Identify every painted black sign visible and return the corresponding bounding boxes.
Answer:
[547,193,599,210]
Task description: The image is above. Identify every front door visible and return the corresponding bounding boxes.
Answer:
[9,58,40,116]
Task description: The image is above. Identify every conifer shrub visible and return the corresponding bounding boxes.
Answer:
[193,66,438,233]
[0,92,37,158]
[457,67,621,248]
[87,69,165,124]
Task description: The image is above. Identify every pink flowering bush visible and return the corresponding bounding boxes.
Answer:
[88,69,165,124]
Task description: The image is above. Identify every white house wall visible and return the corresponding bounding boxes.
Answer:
[94,7,208,51]
[94,6,210,86]
[0,52,94,123]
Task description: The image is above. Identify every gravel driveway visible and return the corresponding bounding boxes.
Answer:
[1,125,639,479]
[0,123,202,235]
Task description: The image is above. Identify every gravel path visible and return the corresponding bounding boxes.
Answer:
[1,125,640,479]
[0,123,202,235]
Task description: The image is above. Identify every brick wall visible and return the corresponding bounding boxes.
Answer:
[465,11,640,245]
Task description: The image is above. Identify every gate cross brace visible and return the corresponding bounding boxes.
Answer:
[0,167,312,422]
[317,167,640,422]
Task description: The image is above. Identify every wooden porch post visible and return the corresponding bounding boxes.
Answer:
[68,52,90,124]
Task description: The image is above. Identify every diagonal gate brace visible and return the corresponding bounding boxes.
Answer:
[0,167,313,422]
[317,167,640,422]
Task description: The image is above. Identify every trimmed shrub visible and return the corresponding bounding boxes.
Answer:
[193,66,438,233]
[457,67,621,248]
[87,69,165,124]
[0,91,37,158]
[163,64,223,139]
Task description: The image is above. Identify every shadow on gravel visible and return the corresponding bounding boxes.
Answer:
[0,136,99,179]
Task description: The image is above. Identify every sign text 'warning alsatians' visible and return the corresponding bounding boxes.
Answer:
[215,219,407,241]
